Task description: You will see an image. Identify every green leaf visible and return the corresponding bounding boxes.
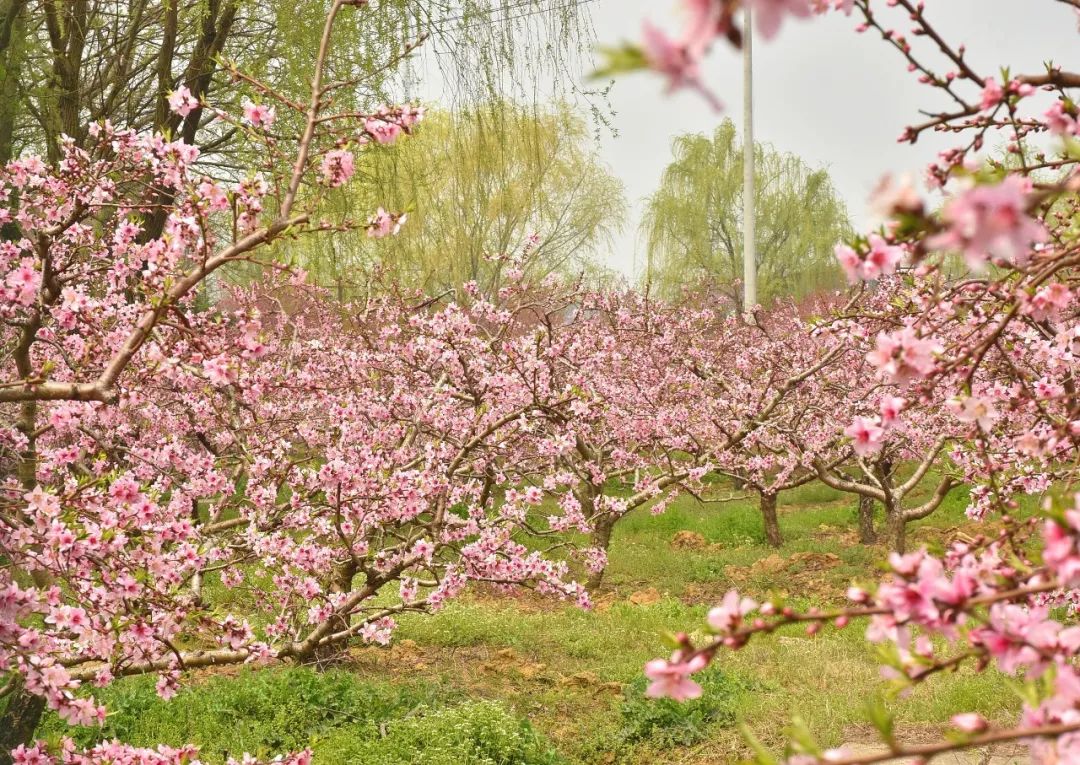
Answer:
[944,729,975,745]
[658,631,683,650]
[589,43,648,81]
[784,716,821,757]
[447,501,470,520]
[1003,674,1043,708]
[1063,136,1080,161]
[862,696,895,746]
[738,722,779,765]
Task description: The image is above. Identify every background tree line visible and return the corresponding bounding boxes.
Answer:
[0,0,851,310]
[642,119,851,310]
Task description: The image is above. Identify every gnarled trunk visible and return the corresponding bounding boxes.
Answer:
[0,0,27,169]
[0,395,49,753]
[885,505,906,554]
[857,495,877,544]
[312,559,357,667]
[0,679,45,764]
[585,511,616,592]
[878,460,904,552]
[760,491,782,547]
[575,481,613,592]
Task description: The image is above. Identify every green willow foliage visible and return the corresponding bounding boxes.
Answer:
[0,0,603,298]
[642,119,851,309]
[294,101,626,297]
[261,0,599,118]
[0,0,596,162]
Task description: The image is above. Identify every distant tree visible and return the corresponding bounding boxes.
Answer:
[0,0,595,166]
[642,119,850,310]
[299,102,627,295]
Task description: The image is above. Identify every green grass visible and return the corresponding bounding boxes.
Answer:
[617,666,757,749]
[36,668,561,765]
[317,700,563,765]
[33,481,1038,764]
[603,490,883,599]
[388,489,1023,762]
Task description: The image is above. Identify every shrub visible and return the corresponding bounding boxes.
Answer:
[35,668,459,762]
[617,666,753,748]
[320,700,563,764]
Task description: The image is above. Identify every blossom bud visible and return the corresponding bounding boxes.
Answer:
[846,586,870,603]
[950,713,988,733]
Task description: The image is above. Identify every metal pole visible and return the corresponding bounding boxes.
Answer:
[742,6,757,317]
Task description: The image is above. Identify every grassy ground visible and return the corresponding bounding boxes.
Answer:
[35,484,1027,764]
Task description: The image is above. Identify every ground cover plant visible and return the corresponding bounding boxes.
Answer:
[2,0,1080,764]
[21,488,1033,763]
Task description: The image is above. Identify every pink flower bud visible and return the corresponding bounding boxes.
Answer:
[950,713,988,733]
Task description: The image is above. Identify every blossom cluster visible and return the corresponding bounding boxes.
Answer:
[634,1,1080,762]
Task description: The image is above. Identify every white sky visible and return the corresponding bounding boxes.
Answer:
[419,1,1080,279]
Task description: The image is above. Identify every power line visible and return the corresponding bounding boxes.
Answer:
[419,0,599,35]
[430,0,593,27]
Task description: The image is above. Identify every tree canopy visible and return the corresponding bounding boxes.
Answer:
[296,101,627,296]
[642,119,851,309]
[0,0,596,165]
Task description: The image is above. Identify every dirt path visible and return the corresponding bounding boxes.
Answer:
[838,742,1027,764]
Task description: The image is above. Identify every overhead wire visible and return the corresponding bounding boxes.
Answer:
[420,0,600,36]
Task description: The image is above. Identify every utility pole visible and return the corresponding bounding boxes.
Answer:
[742,5,757,318]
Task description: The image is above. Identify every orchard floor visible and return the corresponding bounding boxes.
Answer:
[37,483,1030,764]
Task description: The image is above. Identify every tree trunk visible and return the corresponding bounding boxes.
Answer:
[857,495,877,544]
[0,0,27,168]
[0,679,46,764]
[0,331,49,754]
[313,559,356,667]
[585,512,616,592]
[885,506,906,554]
[760,491,782,547]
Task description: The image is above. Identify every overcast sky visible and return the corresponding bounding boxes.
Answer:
[582,0,1079,277]
[416,2,1078,279]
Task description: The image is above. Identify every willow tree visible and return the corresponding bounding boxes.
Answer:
[297,101,627,295]
[642,119,851,309]
[0,0,596,165]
